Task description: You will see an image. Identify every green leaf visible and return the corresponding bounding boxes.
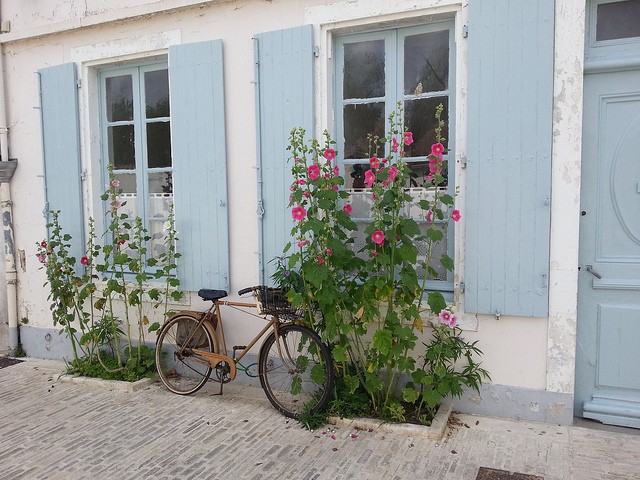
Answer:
[402,387,420,403]
[148,322,161,332]
[439,194,454,206]
[426,228,444,242]
[296,355,309,371]
[310,363,326,385]
[440,254,454,272]
[291,375,302,395]
[427,291,447,315]
[372,329,392,355]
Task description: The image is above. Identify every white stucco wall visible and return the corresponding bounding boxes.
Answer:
[0,0,587,413]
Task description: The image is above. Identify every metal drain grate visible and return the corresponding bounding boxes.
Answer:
[476,467,544,480]
[0,357,24,369]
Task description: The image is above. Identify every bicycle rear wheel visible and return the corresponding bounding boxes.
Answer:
[156,315,214,395]
[259,324,334,418]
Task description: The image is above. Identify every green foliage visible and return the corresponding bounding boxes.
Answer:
[37,166,182,381]
[278,103,489,424]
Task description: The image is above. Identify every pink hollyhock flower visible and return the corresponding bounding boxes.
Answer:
[403,132,414,145]
[291,206,307,221]
[111,179,120,187]
[431,143,445,155]
[37,254,46,264]
[370,250,379,257]
[428,158,443,174]
[364,169,376,188]
[297,179,306,185]
[388,166,397,182]
[80,256,89,266]
[333,185,339,191]
[451,209,461,222]
[371,230,385,246]
[334,166,340,176]
[40,241,47,248]
[290,185,296,191]
[317,255,324,265]
[294,157,301,163]
[307,164,320,180]
[392,137,398,153]
[117,239,126,245]
[439,309,458,328]
[369,157,380,169]
[383,180,389,187]
[343,203,353,214]
[297,240,308,248]
[326,249,333,255]
[324,149,336,161]
[303,192,311,198]
[426,210,433,223]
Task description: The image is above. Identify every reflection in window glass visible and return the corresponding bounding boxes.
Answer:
[344,40,385,99]
[147,122,172,168]
[145,69,170,118]
[596,0,640,41]
[404,97,449,157]
[106,75,133,122]
[343,103,385,159]
[108,125,135,169]
[404,31,449,94]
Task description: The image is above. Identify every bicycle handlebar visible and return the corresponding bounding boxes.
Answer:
[238,286,257,296]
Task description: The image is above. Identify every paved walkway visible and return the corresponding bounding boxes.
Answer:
[1,358,639,480]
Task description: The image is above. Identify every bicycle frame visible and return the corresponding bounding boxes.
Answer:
[191,298,284,385]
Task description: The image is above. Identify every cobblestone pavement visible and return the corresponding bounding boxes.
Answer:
[1,358,639,480]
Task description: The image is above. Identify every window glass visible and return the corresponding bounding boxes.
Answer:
[105,75,133,122]
[343,40,385,99]
[404,96,449,158]
[404,31,449,94]
[145,69,170,118]
[108,125,135,169]
[343,103,385,159]
[596,0,640,41]
[146,122,172,168]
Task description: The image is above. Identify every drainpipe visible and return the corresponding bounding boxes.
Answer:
[0,20,19,353]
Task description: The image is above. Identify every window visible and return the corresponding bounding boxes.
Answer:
[100,63,173,259]
[334,22,455,290]
[596,0,640,42]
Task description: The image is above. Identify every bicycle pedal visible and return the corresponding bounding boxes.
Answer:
[232,345,247,351]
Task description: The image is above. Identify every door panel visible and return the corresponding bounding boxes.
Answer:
[576,69,640,428]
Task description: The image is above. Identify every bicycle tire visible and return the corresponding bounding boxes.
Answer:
[156,315,214,395]
[258,324,334,418]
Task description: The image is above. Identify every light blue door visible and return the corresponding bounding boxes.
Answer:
[576,68,640,428]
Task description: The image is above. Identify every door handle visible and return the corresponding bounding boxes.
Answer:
[585,265,602,279]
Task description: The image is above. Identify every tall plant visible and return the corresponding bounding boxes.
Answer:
[37,170,182,379]
[278,104,488,422]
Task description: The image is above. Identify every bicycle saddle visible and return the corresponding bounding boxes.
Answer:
[197,289,228,301]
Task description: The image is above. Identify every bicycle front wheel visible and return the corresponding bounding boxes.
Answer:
[259,324,334,418]
[156,315,214,395]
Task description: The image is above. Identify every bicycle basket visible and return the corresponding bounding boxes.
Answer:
[255,287,300,320]
[176,320,209,348]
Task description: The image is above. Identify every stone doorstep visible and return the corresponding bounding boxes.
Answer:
[327,402,452,442]
[58,374,156,393]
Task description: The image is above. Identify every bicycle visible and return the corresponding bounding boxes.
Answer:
[155,286,335,418]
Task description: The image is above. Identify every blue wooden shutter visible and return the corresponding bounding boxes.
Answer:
[170,40,229,291]
[465,0,554,317]
[255,25,315,284]
[39,63,84,264]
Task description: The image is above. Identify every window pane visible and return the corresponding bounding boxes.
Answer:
[149,219,170,262]
[404,30,449,94]
[108,125,135,169]
[105,75,133,122]
[344,40,385,99]
[596,0,640,41]
[113,173,138,218]
[345,163,369,189]
[147,122,172,168]
[344,103,385,159]
[149,171,173,197]
[403,96,449,157]
[145,69,170,118]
